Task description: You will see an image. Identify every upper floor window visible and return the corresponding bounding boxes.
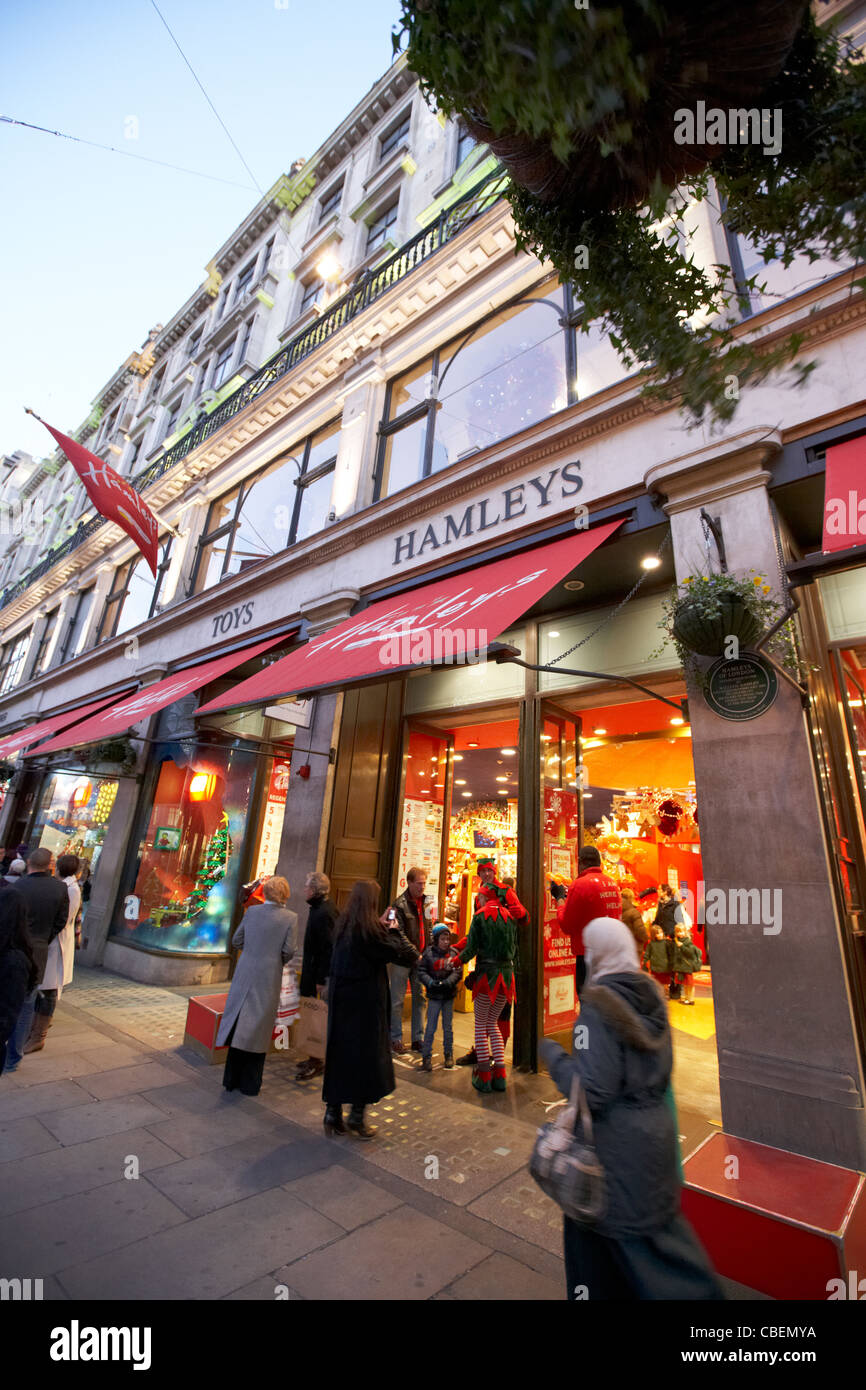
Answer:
[300,278,324,315]
[234,260,256,304]
[367,200,399,254]
[380,110,411,162]
[318,182,343,224]
[96,546,169,644]
[56,587,95,666]
[187,326,203,358]
[260,237,275,276]
[456,121,476,168]
[32,611,58,677]
[376,280,572,499]
[237,317,255,365]
[0,631,31,694]
[211,338,236,390]
[191,419,341,595]
[164,400,183,440]
[148,367,165,404]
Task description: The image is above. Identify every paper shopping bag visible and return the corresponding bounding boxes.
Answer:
[295,996,328,1058]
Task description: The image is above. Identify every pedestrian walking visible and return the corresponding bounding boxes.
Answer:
[0,894,39,1075]
[295,871,338,1080]
[7,848,69,1063]
[0,858,26,889]
[40,854,81,1011]
[550,845,621,998]
[417,924,462,1070]
[216,876,296,1097]
[322,879,418,1139]
[540,917,724,1300]
[386,866,430,1054]
[455,887,518,1093]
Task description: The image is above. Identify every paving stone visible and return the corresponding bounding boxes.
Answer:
[1,1052,123,1087]
[467,1169,562,1253]
[0,1115,61,1162]
[79,1063,184,1100]
[37,1096,169,1145]
[0,1128,182,1218]
[0,1178,187,1276]
[147,1127,340,1218]
[281,1206,490,1301]
[141,1080,273,1121]
[76,1044,147,1072]
[39,1029,112,1050]
[442,1250,565,1300]
[58,1189,343,1300]
[283,1163,403,1231]
[144,1105,281,1159]
[0,1079,96,1122]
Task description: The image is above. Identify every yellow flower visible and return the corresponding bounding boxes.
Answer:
[762,585,771,594]
[683,576,693,584]
[753,577,762,586]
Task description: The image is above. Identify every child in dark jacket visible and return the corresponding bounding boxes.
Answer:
[417,924,462,1070]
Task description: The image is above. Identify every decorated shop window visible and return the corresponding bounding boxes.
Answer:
[30,771,119,873]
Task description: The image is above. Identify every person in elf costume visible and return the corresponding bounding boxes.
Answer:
[454,858,527,1069]
[455,859,521,1093]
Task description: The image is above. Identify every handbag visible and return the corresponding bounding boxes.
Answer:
[529,1073,606,1226]
[295,995,328,1059]
[274,963,301,1035]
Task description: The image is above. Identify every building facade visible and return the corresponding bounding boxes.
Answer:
[1,20,866,1170]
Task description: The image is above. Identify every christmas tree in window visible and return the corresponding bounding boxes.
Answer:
[184,813,232,918]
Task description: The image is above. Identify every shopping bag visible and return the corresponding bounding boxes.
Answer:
[295,996,328,1059]
[274,963,300,1037]
[529,1074,606,1226]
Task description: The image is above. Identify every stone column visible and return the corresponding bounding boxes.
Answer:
[645,428,866,1169]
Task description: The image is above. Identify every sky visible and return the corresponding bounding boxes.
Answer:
[0,0,405,461]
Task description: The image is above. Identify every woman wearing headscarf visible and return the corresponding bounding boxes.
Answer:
[216,876,296,1097]
[539,917,723,1301]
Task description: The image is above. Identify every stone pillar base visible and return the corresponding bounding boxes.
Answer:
[101,939,232,986]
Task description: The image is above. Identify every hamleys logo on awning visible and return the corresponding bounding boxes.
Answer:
[112,677,201,720]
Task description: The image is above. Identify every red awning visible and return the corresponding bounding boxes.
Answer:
[0,693,134,761]
[198,523,622,716]
[823,437,866,553]
[36,636,288,755]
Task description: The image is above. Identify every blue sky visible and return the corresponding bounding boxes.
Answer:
[0,0,404,460]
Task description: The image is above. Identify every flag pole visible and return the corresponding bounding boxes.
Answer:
[25,407,182,540]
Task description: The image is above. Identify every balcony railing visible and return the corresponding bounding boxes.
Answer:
[1,168,508,611]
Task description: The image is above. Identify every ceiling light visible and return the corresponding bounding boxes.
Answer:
[461,791,472,797]
[583,793,593,798]
[452,753,463,760]
[540,735,552,743]
[420,788,431,795]
[592,727,607,735]
[641,555,662,570]
[497,789,507,795]
[456,779,466,785]
[670,717,685,726]
[495,776,508,782]
[467,741,479,747]
[548,629,560,638]
[564,580,584,591]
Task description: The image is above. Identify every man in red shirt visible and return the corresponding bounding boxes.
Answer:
[550,845,621,997]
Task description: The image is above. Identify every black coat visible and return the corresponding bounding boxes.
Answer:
[299,895,338,998]
[323,923,418,1107]
[541,972,680,1238]
[0,948,33,1046]
[10,873,69,984]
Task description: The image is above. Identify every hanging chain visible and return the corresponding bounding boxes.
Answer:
[546,528,673,667]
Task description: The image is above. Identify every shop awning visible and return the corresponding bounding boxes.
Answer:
[197,522,623,715]
[35,636,288,756]
[823,436,866,554]
[0,692,134,761]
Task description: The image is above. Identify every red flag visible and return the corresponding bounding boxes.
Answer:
[36,419,160,576]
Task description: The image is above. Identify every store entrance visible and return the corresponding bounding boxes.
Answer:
[396,709,521,1066]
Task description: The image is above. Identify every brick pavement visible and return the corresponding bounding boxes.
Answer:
[0,967,755,1301]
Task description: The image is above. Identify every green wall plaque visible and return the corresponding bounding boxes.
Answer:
[703,653,779,721]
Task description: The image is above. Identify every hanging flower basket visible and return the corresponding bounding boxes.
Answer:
[394,3,866,424]
[672,591,764,658]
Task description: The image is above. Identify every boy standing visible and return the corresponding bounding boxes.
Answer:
[417,924,462,1070]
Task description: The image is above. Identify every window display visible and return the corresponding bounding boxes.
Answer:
[30,771,119,873]
[112,744,256,954]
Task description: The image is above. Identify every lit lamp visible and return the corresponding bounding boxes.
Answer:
[315,251,343,285]
[189,772,217,801]
[71,780,92,808]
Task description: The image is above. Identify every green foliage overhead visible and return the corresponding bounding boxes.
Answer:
[394,3,866,425]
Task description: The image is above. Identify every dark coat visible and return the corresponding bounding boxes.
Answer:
[417,941,462,999]
[621,898,648,951]
[653,898,679,938]
[299,895,338,997]
[392,889,429,952]
[216,902,296,1052]
[323,923,418,1107]
[10,873,69,984]
[673,934,702,974]
[0,948,33,1046]
[540,972,680,1238]
[645,935,674,974]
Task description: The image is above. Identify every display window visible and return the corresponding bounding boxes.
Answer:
[113,744,257,954]
[540,705,580,1040]
[30,770,119,872]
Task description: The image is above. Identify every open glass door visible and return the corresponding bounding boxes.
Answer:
[539,701,582,1048]
[395,722,454,917]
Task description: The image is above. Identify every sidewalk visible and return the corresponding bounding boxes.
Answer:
[0,967,758,1301]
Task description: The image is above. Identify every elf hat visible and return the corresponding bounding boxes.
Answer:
[476,856,496,871]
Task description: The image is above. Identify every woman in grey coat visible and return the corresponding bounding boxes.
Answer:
[540,917,723,1301]
[217,876,296,1096]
